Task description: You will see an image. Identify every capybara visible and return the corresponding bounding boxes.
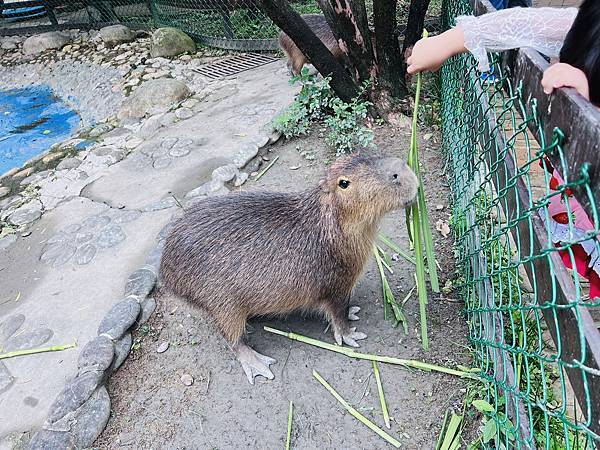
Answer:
[278,14,344,76]
[160,155,418,384]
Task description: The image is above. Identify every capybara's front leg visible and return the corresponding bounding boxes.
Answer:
[325,298,367,348]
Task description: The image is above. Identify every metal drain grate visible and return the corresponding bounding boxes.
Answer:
[192,53,280,80]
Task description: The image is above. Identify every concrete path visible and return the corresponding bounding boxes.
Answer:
[0,55,294,447]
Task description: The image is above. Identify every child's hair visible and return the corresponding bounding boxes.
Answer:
[559,0,600,105]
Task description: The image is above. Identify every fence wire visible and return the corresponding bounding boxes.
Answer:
[441,0,600,448]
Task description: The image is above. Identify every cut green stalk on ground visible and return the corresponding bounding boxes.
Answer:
[264,326,480,379]
[405,29,440,351]
[435,410,463,450]
[373,245,408,332]
[285,400,293,450]
[0,342,77,360]
[312,370,401,448]
[254,155,279,181]
[373,361,391,429]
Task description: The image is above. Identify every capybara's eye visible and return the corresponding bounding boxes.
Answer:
[338,179,350,189]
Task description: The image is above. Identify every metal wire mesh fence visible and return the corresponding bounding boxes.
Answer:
[441,0,600,447]
[0,0,322,49]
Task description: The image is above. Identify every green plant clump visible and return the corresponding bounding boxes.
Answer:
[272,67,375,155]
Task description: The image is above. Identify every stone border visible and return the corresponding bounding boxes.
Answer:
[26,124,283,449]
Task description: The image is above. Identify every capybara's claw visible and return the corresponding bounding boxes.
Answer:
[343,327,367,348]
[348,306,361,321]
[233,343,277,385]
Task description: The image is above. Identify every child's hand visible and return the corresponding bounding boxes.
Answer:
[406,27,466,75]
[542,63,590,101]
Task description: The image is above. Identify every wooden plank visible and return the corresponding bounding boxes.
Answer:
[504,48,600,224]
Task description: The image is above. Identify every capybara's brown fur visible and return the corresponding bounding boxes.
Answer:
[278,14,344,75]
[159,155,418,382]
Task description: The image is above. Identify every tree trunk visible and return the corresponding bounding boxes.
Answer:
[317,0,377,83]
[260,0,359,103]
[402,0,432,56]
[373,0,407,99]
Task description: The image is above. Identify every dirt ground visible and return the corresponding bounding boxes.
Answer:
[95,121,472,449]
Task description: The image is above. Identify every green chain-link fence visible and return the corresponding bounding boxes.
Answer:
[441,0,600,448]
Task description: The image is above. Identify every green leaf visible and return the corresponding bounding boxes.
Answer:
[472,399,495,413]
[482,419,497,443]
[42,129,51,135]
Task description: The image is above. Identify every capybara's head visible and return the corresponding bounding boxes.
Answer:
[319,156,418,224]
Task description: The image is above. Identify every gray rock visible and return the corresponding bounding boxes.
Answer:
[23,32,70,55]
[78,336,114,374]
[169,146,191,158]
[212,164,238,183]
[175,107,193,120]
[233,143,260,169]
[244,157,263,173]
[0,362,14,394]
[159,112,177,127]
[118,79,190,120]
[157,222,174,241]
[56,157,82,170]
[88,123,114,138]
[95,224,125,249]
[0,234,17,251]
[8,204,42,226]
[27,430,74,450]
[161,137,178,149]
[20,170,51,186]
[99,25,135,48]
[111,333,132,371]
[150,27,196,58]
[124,268,157,297]
[143,196,178,211]
[145,241,164,271]
[234,172,249,187]
[82,215,111,231]
[4,328,53,352]
[136,114,164,139]
[75,243,97,265]
[97,297,140,339]
[46,370,103,424]
[138,296,157,325]
[0,314,25,342]
[92,146,126,163]
[74,232,93,246]
[40,242,77,266]
[0,186,9,198]
[153,157,172,170]
[109,209,141,224]
[69,386,111,448]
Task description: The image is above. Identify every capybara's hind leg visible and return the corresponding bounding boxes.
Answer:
[212,308,277,385]
[232,342,277,385]
[325,298,367,348]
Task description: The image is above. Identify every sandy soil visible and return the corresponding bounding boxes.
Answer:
[95,121,473,449]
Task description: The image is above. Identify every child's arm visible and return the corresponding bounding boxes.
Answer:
[407,7,578,74]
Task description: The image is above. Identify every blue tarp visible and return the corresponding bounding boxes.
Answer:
[0,86,80,174]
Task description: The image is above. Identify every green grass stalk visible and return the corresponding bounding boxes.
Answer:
[0,342,77,360]
[313,370,401,448]
[264,326,480,379]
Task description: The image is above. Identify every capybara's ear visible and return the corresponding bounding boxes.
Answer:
[318,177,331,193]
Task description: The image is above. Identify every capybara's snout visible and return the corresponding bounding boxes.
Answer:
[374,157,419,207]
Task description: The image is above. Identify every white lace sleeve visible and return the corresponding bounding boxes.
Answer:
[456,7,578,72]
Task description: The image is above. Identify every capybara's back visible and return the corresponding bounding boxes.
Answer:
[278,14,343,75]
[159,155,418,383]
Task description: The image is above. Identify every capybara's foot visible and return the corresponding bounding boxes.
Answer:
[333,326,367,348]
[348,306,361,321]
[233,342,277,385]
